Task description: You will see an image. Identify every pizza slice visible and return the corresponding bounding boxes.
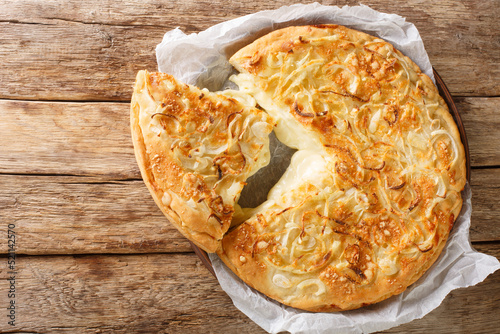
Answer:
[131,70,274,252]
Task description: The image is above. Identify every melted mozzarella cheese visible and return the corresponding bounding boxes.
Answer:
[231,74,321,151]
[267,150,331,202]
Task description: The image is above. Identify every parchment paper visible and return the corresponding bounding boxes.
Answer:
[155,3,500,333]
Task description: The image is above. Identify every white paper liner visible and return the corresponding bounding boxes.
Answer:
[209,184,499,333]
[155,3,500,333]
[156,3,435,87]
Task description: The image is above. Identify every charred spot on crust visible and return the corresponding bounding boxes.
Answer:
[215,164,223,180]
[344,244,361,265]
[384,105,400,126]
[414,241,433,253]
[322,250,333,263]
[364,161,386,171]
[208,213,223,224]
[226,110,243,128]
[388,180,406,190]
[350,266,367,280]
[277,206,294,215]
[312,24,339,29]
[319,90,369,103]
[248,52,262,66]
[298,36,309,44]
[151,112,178,121]
[293,100,315,117]
[208,195,225,215]
[212,149,247,176]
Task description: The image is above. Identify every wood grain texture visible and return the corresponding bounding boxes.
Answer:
[0,244,498,333]
[458,97,500,168]
[0,1,498,333]
[0,0,498,101]
[0,168,498,254]
[0,100,137,178]
[470,169,500,242]
[381,244,500,334]
[0,253,264,333]
[0,0,500,334]
[0,97,498,180]
[0,175,192,255]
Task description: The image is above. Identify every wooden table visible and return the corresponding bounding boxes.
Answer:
[1,1,499,333]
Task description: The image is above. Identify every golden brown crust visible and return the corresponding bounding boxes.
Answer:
[131,70,274,253]
[218,25,467,311]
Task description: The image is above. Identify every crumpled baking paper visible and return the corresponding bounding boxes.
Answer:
[155,3,500,333]
[156,3,436,88]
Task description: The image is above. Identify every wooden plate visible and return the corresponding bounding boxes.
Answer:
[191,68,472,277]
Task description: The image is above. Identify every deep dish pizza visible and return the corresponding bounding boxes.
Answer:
[131,24,466,312]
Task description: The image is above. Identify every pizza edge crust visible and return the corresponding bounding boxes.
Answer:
[217,196,462,312]
[231,24,466,184]
[220,24,467,311]
[130,71,220,253]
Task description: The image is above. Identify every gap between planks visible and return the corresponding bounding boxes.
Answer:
[0,95,499,103]
[1,241,498,258]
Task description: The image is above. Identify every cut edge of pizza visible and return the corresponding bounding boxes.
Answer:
[215,24,467,311]
[131,70,275,253]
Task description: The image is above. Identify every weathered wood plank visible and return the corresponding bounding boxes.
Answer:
[0,2,497,334]
[0,0,498,101]
[470,169,500,242]
[381,246,500,334]
[0,22,159,101]
[1,97,498,180]
[0,253,265,333]
[0,100,136,178]
[0,168,498,256]
[458,97,500,168]
[0,96,498,255]
[0,175,193,255]
[0,244,498,333]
